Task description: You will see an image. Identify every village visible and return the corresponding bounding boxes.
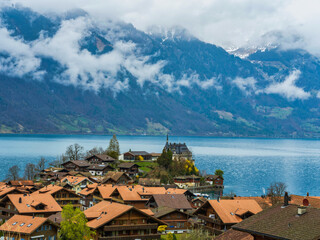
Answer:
[0,135,319,240]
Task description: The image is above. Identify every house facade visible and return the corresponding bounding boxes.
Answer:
[85,201,166,240]
[194,199,262,235]
[86,154,115,165]
[0,215,58,240]
[173,175,201,189]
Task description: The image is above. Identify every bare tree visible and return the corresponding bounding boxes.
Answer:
[6,165,20,181]
[65,143,84,161]
[50,154,68,167]
[36,157,47,173]
[24,163,36,180]
[267,182,287,205]
[85,146,105,158]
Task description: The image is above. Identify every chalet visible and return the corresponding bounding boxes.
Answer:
[194,199,262,235]
[206,175,224,187]
[62,160,90,172]
[87,164,114,176]
[233,196,272,210]
[139,178,161,187]
[0,193,62,219]
[85,201,166,239]
[110,186,149,209]
[232,202,320,240]
[215,229,253,240]
[78,183,109,210]
[164,135,192,160]
[0,215,59,240]
[146,194,193,211]
[61,176,94,194]
[102,171,132,185]
[153,206,192,234]
[34,185,81,208]
[174,175,201,189]
[165,188,195,202]
[118,162,139,177]
[123,151,152,161]
[192,197,207,208]
[86,154,115,164]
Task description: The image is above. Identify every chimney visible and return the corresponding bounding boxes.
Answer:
[297,206,307,215]
[19,197,22,203]
[284,192,289,206]
[307,192,309,197]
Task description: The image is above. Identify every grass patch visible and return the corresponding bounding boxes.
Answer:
[135,161,158,173]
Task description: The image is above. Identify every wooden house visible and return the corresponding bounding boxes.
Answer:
[87,164,114,176]
[86,154,115,165]
[0,215,58,240]
[194,199,262,235]
[102,172,132,185]
[34,185,81,208]
[118,163,139,177]
[146,194,193,211]
[173,175,201,189]
[61,176,94,194]
[0,193,62,219]
[123,151,152,161]
[85,201,166,239]
[205,175,224,187]
[153,207,191,234]
[62,160,90,172]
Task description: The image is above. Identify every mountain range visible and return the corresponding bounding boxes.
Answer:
[1,6,320,137]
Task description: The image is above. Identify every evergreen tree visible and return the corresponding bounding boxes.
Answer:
[157,149,173,169]
[59,204,95,240]
[106,134,120,159]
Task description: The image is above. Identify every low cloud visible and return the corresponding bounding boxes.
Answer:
[5,0,320,56]
[232,77,257,95]
[264,70,311,100]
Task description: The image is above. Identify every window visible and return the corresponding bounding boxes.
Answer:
[12,222,18,226]
[27,224,33,227]
[20,223,25,226]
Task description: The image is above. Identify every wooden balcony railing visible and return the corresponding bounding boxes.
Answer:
[99,233,161,240]
[104,223,158,231]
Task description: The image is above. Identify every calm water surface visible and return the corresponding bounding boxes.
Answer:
[1,134,320,196]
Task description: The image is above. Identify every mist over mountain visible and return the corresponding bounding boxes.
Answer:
[1,6,320,137]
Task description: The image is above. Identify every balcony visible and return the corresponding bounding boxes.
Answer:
[99,233,161,240]
[197,214,222,224]
[104,224,158,231]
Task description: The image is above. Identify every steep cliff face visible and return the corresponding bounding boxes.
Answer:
[1,7,320,137]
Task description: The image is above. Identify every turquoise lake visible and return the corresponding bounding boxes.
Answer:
[1,134,320,197]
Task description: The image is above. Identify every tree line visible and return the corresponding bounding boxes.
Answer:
[5,134,120,181]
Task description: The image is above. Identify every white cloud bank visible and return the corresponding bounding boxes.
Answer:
[0,16,221,93]
[265,70,311,100]
[4,0,320,56]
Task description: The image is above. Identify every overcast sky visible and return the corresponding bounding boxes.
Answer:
[6,0,320,55]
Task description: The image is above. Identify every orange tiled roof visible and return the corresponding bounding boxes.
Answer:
[233,197,272,210]
[85,201,132,229]
[140,208,155,216]
[34,185,64,195]
[207,200,262,224]
[97,185,117,199]
[0,186,17,198]
[61,176,89,186]
[85,201,165,229]
[116,186,146,201]
[0,215,48,234]
[5,193,62,214]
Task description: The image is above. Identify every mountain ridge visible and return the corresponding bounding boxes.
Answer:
[1,6,320,137]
